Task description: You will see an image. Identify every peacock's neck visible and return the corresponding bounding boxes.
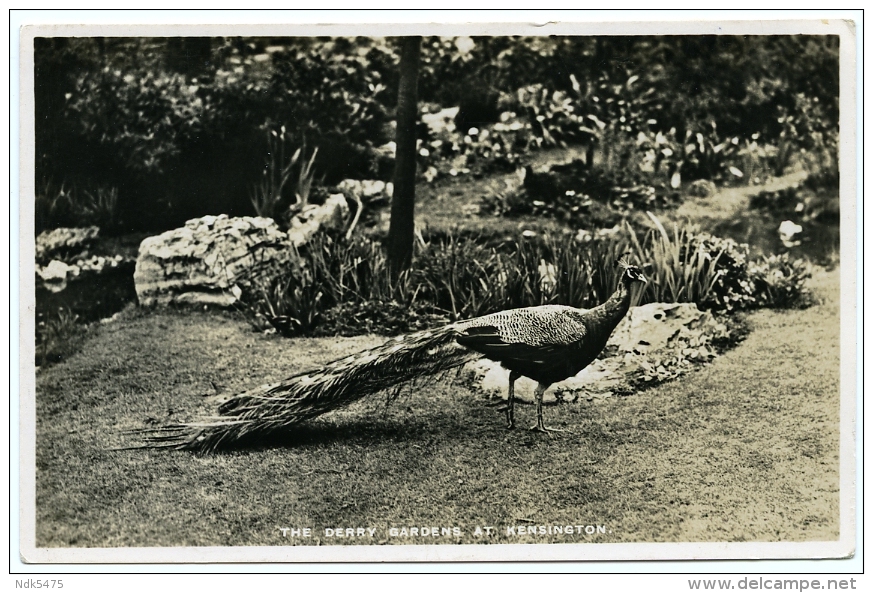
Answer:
[588,280,633,334]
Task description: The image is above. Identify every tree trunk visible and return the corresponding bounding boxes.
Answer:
[387,36,421,277]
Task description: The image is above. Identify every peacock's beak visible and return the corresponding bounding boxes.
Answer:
[629,278,646,308]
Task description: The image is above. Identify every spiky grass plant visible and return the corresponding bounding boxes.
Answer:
[249,126,319,221]
[78,187,120,231]
[241,215,811,338]
[624,213,725,306]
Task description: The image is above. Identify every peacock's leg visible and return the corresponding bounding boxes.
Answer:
[505,371,519,429]
[529,383,564,434]
[493,371,520,428]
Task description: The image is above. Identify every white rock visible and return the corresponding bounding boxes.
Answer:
[39,259,73,282]
[37,260,76,293]
[134,215,293,307]
[609,302,725,354]
[35,226,99,263]
[134,198,350,307]
[286,194,349,247]
[779,220,803,247]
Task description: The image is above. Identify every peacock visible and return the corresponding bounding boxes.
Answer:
[132,260,647,452]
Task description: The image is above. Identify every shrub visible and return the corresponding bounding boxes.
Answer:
[35,180,76,234]
[625,214,813,313]
[750,182,840,224]
[66,66,206,175]
[40,38,393,232]
[267,47,391,148]
[489,159,680,227]
[417,107,528,183]
[75,187,121,232]
[776,93,839,189]
[239,254,324,337]
[690,233,759,312]
[749,254,814,308]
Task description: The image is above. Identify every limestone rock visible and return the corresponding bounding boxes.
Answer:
[286,194,350,247]
[336,179,394,202]
[134,215,294,307]
[134,198,350,307]
[468,302,728,403]
[37,260,79,293]
[35,226,100,264]
[609,302,728,355]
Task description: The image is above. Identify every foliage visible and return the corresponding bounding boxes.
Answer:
[688,233,758,312]
[749,254,814,309]
[36,307,84,367]
[734,134,786,184]
[249,125,319,224]
[623,215,726,307]
[240,231,619,337]
[35,180,121,234]
[267,45,391,147]
[35,37,392,231]
[623,214,813,313]
[240,254,324,336]
[241,218,810,338]
[76,187,121,232]
[35,181,76,234]
[750,182,840,223]
[417,107,527,183]
[776,93,839,187]
[316,300,448,337]
[35,35,839,233]
[486,157,680,227]
[66,66,205,174]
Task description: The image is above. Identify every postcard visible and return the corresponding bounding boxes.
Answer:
[17,17,857,564]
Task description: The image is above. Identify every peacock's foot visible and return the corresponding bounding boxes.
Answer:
[528,423,566,435]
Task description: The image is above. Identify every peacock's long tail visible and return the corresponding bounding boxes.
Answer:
[130,324,479,452]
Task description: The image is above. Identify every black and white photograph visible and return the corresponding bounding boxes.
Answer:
[16,16,858,565]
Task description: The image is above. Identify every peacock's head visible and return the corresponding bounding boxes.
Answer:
[615,256,647,306]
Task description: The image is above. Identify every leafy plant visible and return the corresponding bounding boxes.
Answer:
[750,182,839,224]
[735,134,785,184]
[623,214,726,307]
[35,180,75,233]
[242,219,814,339]
[35,180,122,233]
[76,187,121,232]
[749,254,814,309]
[249,125,319,223]
[240,255,323,336]
[36,307,84,366]
[776,93,838,189]
[497,159,679,227]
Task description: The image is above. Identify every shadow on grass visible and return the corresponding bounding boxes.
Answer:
[163,396,598,456]
[181,411,502,455]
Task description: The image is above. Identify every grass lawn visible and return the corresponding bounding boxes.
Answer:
[32,265,841,549]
